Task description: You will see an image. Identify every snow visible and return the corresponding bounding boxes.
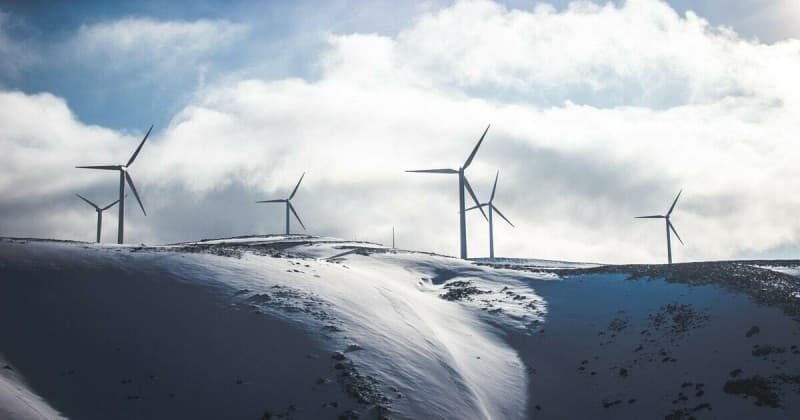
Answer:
[148,237,552,419]
[755,265,800,278]
[0,236,551,419]
[3,236,800,419]
[471,257,600,270]
[0,358,65,420]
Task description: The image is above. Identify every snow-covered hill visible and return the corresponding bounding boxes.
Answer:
[2,235,800,419]
[0,236,549,419]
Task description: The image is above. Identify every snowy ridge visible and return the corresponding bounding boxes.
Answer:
[755,265,800,279]
[149,236,552,419]
[0,236,554,419]
[472,256,601,270]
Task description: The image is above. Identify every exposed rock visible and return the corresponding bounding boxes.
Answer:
[745,325,760,338]
[752,344,785,358]
[723,376,781,408]
[439,280,489,301]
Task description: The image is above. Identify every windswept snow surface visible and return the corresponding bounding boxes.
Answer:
[158,236,552,419]
[0,358,65,420]
[0,236,552,419]
[756,265,800,279]
[5,236,800,419]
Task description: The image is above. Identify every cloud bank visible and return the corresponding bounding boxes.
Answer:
[2,0,800,263]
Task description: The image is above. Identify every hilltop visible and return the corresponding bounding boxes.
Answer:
[1,236,800,419]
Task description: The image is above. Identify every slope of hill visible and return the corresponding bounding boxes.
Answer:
[0,236,546,419]
[2,235,800,419]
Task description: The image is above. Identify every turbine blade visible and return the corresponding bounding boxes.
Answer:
[127,125,153,166]
[76,165,122,170]
[288,202,306,230]
[405,169,458,174]
[125,172,146,216]
[667,189,682,216]
[75,194,99,210]
[464,203,488,212]
[635,215,665,219]
[668,221,684,245]
[489,170,499,202]
[493,205,514,227]
[289,172,305,200]
[463,177,487,220]
[101,198,121,211]
[463,124,490,169]
[256,199,286,203]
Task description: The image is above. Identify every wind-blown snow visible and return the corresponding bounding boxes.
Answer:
[5,237,800,418]
[149,236,551,419]
[0,358,65,420]
[3,235,551,419]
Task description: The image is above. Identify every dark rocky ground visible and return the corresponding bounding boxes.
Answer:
[493,260,800,319]
[493,260,800,419]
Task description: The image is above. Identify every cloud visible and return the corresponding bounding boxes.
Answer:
[692,0,800,43]
[2,0,800,263]
[0,90,154,242]
[71,17,248,69]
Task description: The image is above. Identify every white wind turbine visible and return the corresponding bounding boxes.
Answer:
[406,125,490,259]
[466,171,514,259]
[75,194,122,243]
[636,190,684,265]
[256,173,307,235]
[76,125,152,244]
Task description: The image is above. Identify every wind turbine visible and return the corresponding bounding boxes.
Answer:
[75,194,122,243]
[256,173,306,235]
[466,171,514,259]
[406,125,490,259]
[76,125,152,244]
[636,190,684,265]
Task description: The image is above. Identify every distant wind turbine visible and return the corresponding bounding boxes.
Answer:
[257,173,306,235]
[76,194,122,243]
[466,171,514,259]
[76,125,152,244]
[636,190,684,265]
[406,125,490,259]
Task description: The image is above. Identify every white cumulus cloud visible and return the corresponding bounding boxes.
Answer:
[2,0,800,263]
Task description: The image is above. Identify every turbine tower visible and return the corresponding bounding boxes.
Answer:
[257,173,306,235]
[636,190,684,264]
[75,194,121,243]
[466,171,514,259]
[406,125,490,259]
[76,125,152,244]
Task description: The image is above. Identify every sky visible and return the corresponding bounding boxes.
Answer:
[1,0,800,264]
